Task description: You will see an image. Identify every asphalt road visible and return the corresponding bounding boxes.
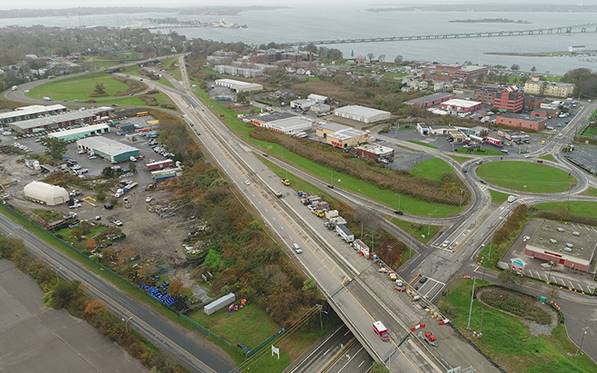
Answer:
[0,212,234,373]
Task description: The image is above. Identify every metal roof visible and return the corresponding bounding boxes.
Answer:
[334,105,390,118]
[0,104,66,120]
[11,107,113,130]
[48,123,109,138]
[76,136,139,156]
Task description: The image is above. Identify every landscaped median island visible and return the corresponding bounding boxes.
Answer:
[191,80,467,218]
[476,160,576,193]
[439,279,597,373]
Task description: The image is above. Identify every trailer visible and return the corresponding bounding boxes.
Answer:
[354,239,370,258]
[151,168,178,181]
[146,159,174,171]
[336,224,355,243]
[203,293,236,315]
[484,137,503,148]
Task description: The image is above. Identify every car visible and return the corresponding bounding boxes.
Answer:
[68,203,82,209]
[112,219,123,227]
[419,277,428,284]
[145,196,153,203]
[292,243,303,254]
[441,240,450,248]
[244,180,251,185]
[394,210,404,215]
[327,184,334,189]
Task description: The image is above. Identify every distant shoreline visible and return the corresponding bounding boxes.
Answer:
[485,50,597,57]
[449,18,531,24]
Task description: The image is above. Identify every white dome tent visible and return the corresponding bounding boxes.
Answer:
[23,181,69,206]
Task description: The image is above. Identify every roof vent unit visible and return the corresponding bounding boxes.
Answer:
[563,247,573,253]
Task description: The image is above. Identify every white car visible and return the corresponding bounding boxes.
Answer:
[145,196,153,203]
[112,219,123,227]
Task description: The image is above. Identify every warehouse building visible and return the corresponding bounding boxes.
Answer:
[23,181,69,206]
[214,65,263,78]
[76,136,140,163]
[264,116,313,135]
[246,111,295,127]
[405,92,454,109]
[214,79,263,93]
[524,219,597,273]
[48,123,110,142]
[316,121,368,148]
[0,104,67,125]
[9,107,114,134]
[496,112,547,132]
[355,143,395,162]
[333,105,391,124]
[439,98,482,113]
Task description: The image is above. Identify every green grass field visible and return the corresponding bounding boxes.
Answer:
[28,72,147,105]
[582,187,597,197]
[410,157,453,182]
[192,82,463,218]
[190,304,279,349]
[160,57,182,81]
[476,161,576,193]
[582,126,597,138]
[532,201,597,220]
[439,279,596,373]
[388,217,441,244]
[489,189,509,205]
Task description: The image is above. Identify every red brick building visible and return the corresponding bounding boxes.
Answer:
[474,85,524,112]
[495,113,547,131]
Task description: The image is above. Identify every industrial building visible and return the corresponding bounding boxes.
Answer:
[264,116,313,135]
[495,112,547,132]
[214,65,263,78]
[333,105,391,124]
[246,111,296,127]
[48,123,110,142]
[439,99,482,113]
[523,219,597,273]
[23,181,69,206]
[405,92,454,109]
[355,144,395,162]
[316,121,369,148]
[524,77,575,98]
[9,107,114,134]
[76,136,140,163]
[474,85,524,112]
[0,104,67,125]
[214,79,263,93]
[424,64,488,81]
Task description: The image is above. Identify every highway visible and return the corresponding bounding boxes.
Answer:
[131,58,501,372]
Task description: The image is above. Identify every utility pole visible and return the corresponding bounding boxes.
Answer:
[467,277,476,330]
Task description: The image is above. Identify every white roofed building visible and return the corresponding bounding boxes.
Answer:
[214,79,263,93]
[334,105,391,124]
[23,181,69,206]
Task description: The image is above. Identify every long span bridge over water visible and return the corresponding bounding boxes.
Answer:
[149,22,597,45]
[288,23,597,46]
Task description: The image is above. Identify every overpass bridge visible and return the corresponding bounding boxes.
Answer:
[286,23,597,46]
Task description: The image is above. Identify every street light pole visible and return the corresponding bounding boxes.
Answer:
[467,277,476,330]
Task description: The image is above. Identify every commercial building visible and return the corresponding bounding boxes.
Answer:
[214,65,263,78]
[355,144,395,162]
[290,98,317,111]
[47,123,110,142]
[405,92,454,109]
[9,107,114,134]
[333,105,391,124]
[474,85,524,112]
[524,77,575,98]
[214,79,263,93]
[316,121,369,149]
[264,116,313,135]
[439,98,482,113]
[424,64,488,81]
[524,219,597,273]
[495,112,547,132]
[246,111,295,127]
[307,94,328,103]
[76,136,140,163]
[23,181,69,206]
[0,104,67,125]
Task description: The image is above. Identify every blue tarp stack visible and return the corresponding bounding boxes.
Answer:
[140,280,176,308]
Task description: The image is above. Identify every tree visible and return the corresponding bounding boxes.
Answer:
[169,277,183,295]
[394,55,403,64]
[94,83,107,96]
[378,54,386,62]
[85,238,96,252]
[367,52,375,62]
[128,161,136,174]
[530,66,536,72]
[41,137,67,160]
[47,279,81,309]
[84,299,105,316]
[102,167,115,178]
[511,64,520,71]
[498,269,521,287]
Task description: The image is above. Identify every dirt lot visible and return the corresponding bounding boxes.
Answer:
[0,259,146,373]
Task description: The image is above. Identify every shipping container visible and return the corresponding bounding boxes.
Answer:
[203,293,236,315]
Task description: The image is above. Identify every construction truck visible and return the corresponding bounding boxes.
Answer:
[281,178,291,186]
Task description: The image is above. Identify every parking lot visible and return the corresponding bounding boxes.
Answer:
[0,260,146,373]
[413,276,446,302]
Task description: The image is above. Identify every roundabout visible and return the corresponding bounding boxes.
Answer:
[476,160,577,194]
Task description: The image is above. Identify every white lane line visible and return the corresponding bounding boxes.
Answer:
[337,346,364,373]
[323,348,331,356]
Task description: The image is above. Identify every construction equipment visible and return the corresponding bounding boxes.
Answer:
[281,178,291,186]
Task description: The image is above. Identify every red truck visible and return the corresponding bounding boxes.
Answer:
[373,321,390,342]
[484,137,503,148]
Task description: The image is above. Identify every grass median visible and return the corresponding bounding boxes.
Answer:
[477,161,576,193]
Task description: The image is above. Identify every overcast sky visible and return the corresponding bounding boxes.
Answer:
[4,0,594,10]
